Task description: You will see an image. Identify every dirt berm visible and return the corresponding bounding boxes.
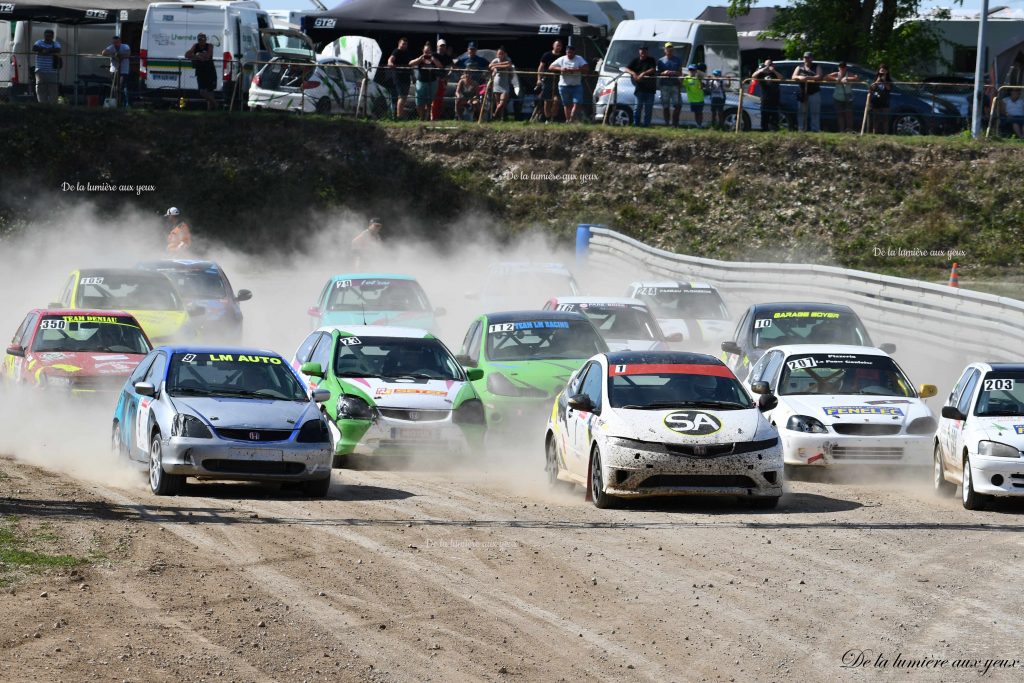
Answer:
[2,106,1021,280]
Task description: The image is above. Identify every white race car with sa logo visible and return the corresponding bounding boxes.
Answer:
[545,351,783,509]
[743,345,939,468]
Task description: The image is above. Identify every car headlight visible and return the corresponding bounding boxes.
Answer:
[486,372,546,398]
[453,399,486,425]
[906,416,938,435]
[172,413,212,438]
[45,374,73,388]
[786,415,829,434]
[296,418,330,443]
[977,440,1021,458]
[337,395,375,421]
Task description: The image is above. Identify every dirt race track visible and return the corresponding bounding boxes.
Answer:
[4,452,1024,683]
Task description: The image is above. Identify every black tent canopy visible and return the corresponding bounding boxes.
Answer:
[0,0,150,24]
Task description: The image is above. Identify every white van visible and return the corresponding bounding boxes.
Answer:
[140,1,271,105]
[592,19,753,128]
[3,20,122,101]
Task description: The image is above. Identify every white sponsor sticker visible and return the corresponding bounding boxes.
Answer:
[40,319,68,330]
[80,277,104,285]
[488,323,515,333]
[313,17,336,28]
[412,0,484,14]
[338,336,362,346]
[181,353,197,363]
[983,378,1015,392]
[787,357,817,370]
[754,319,772,329]
[334,279,353,288]
[136,398,152,452]
[555,303,575,312]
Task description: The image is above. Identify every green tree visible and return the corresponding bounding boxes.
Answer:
[728,0,953,77]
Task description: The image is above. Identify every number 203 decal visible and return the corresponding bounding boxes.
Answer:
[983,379,1014,392]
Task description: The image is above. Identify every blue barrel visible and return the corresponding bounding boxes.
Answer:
[576,224,592,265]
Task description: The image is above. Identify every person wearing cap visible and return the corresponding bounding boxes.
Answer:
[682,63,707,128]
[656,43,683,127]
[100,35,132,107]
[164,208,192,254]
[388,37,413,120]
[707,68,729,129]
[625,45,657,127]
[536,40,564,123]
[826,61,860,132]
[32,29,62,105]
[792,51,824,132]
[186,33,217,111]
[351,218,383,268]
[549,43,589,123]
[431,39,453,121]
[751,59,782,130]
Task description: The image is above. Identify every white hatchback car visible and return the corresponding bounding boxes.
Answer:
[743,345,938,469]
[626,281,732,347]
[541,296,679,351]
[935,362,1024,509]
[545,350,783,509]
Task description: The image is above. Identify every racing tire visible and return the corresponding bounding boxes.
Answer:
[315,97,331,115]
[545,435,567,490]
[962,454,990,510]
[301,474,332,498]
[589,446,619,509]
[149,433,184,496]
[746,496,780,509]
[111,420,126,459]
[933,445,956,497]
[332,454,349,469]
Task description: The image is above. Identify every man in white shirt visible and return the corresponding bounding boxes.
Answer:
[549,44,589,123]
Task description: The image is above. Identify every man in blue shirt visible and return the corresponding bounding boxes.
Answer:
[101,35,132,107]
[32,29,62,104]
[454,41,489,120]
[656,43,683,127]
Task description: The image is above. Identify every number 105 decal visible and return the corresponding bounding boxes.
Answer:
[412,0,483,13]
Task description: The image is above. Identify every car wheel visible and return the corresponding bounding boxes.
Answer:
[301,474,332,498]
[723,108,751,131]
[607,105,632,127]
[746,496,780,509]
[589,446,618,509]
[545,435,563,489]
[891,112,925,136]
[111,420,125,458]
[149,433,184,496]
[962,454,990,510]
[933,444,956,497]
[315,96,331,115]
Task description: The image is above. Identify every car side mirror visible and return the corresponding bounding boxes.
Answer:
[134,381,156,397]
[665,332,684,343]
[434,307,447,317]
[311,388,331,403]
[466,368,484,382]
[879,342,897,354]
[300,362,324,378]
[6,344,25,357]
[751,381,770,395]
[941,405,966,421]
[918,384,938,399]
[186,303,205,317]
[567,393,593,412]
[758,393,778,412]
[307,306,322,318]
[721,340,741,355]
[235,289,253,303]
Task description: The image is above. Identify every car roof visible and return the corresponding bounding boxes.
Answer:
[604,350,727,366]
[630,281,717,290]
[329,273,416,281]
[484,310,589,323]
[78,268,171,279]
[985,363,1024,372]
[137,259,221,272]
[766,344,887,356]
[749,302,856,314]
[156,346,282,356]
[314,325,431,339]
[553,296,646,306]
[35,308,137,318]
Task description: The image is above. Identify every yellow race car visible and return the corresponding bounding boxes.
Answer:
[54,269,200,344]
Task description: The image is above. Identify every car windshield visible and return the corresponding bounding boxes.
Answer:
[608,364,752,410]
[32,315,150,354]
[974,371,1024,417]
[76,273,181,311]
[333,336,462,381]
[635,287,729,320]
[156,268,228,299]
[168,352,308,401]
[573,305,661,341]
[604,40,691,72]
[778,353,914,397]
[327,278,429,312]
[752,310,870,349]
[485,319,607,361]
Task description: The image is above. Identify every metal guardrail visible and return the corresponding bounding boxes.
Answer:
[586,227,1024,362]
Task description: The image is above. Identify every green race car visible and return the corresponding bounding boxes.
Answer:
[292,325,486,465]
[456,310,609,430]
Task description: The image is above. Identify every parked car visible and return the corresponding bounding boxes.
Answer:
[748,60,964,135]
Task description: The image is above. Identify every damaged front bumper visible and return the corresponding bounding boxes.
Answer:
[781,432,932,467]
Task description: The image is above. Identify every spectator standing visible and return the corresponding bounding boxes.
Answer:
[101,35,132,107]
[826,62,859,132]
[682,64,706,127]
[868,64,893,134]
[707,69,729,128]
[536,40,564,123]
[164,208,192,254]
[32,29,61,104]
[625,45,657,127]
[454,42,490,119]
[186,33,217,111]
[1001,88,1024,138]
[410,42,442,121]
[352,218,383,268]
[388,37,412,119]
[431,39,453,121]
[656,43,683,127]
[550,44,588,123]
[489,47,514,121]
[751,59,782,130]
[792,51,823,131]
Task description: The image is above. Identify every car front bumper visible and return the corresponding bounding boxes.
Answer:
[160,436,332,482]
[782,431,932,467]
[600,439,783,498]
[967,453,1024,497]
[332,415,482,457]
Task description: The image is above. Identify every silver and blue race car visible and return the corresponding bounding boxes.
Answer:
[112,346,333,497]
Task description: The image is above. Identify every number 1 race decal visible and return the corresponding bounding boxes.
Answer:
[664,411,722,436]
